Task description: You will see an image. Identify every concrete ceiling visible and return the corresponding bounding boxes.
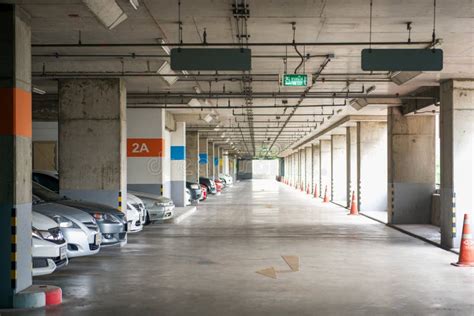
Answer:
[16,0,474,157]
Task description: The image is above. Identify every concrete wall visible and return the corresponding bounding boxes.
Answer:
[388,107,435,224]
[59,78,127,209]
[357,121,387,214]
[331,134,347,204]
[319,140,332,198]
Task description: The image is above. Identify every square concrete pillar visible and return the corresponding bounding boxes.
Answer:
[207,141,214,178]
[357,121,387,215]
[319,140,332,198]
[331,134,347,204]
[440,80,474,249]
[347,127,358,208]
[170,122,186,207]
[312,144,320,196]
[388,107,435,224]
[217,146,223,175]
[198,137,208,178]
[305,146,312,192]
[186,131,199,183]
[127,108,165,196]
[59,78,127,209]
[299,148,305,189]
[0,4,32,307]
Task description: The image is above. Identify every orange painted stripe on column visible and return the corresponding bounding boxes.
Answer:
[0,88,32,137]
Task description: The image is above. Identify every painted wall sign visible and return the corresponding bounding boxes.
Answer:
[170,146,185,160]
[127,138,164,157]
[199,153,208,164]
[361,49,443,71]
[171,48,251,71]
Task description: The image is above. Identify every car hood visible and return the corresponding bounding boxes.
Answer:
[32,210,59,230]
[33,201,95,223]
[128,191,173,204]
[57,199,121,215]
[127,193,143,205]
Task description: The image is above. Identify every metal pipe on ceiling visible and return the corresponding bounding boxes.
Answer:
[31,53,329,59]
[32,40,435,48]
[126,104,346,109]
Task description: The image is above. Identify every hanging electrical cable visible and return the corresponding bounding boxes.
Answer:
[291,22,305,74]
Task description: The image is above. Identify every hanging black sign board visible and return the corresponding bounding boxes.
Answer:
[361,49,443,71]
[171,48,251,71]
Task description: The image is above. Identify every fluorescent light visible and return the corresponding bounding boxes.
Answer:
[193,86,202,94]
[82,0,127,30]
[182,70,189,77]
[390,71,422,85]
[33,87,46,95]
[202,114,213,123]
[158,38,171,56]
[350,98,369,111]
[188,98,201,107]
[129,0,139,10]
[157,61,178,85]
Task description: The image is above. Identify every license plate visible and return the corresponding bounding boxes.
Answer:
[59,246,67,260]
[127,222,132,231]
[95,233,101,246]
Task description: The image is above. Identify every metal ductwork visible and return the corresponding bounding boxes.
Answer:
[82,0,128,30]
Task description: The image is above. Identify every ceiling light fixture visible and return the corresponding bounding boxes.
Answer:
[32,87,46,95]
[390,71,422,85]
[157,61,178,85]
[158,38,171,56]
[129,0,139,10]
[82,0,127,30]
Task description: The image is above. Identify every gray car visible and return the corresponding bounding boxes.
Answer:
[32,182,128,247]
[128,191,175,223]
[32,194,101,258]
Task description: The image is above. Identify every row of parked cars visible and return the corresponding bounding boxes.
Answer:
[31,170,234,276]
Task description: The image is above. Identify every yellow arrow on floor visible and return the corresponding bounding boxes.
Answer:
[256,267,277,279]
[282,255,299,272]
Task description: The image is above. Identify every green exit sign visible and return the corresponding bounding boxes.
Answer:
[282,74,308,87]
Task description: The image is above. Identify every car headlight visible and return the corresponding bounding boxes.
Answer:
[53,215,73,228]
[40,227,65,243]
[32,227,43,239]
[93,212,120,223]
[154,202,166,208]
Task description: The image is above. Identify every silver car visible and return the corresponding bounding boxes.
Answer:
[33,194,101,258]
[128,191,175,223]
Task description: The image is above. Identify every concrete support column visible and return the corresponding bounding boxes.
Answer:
[299,148,305,189]
[207,141,215,178]
[357,122,387,215]
[223,151,229,174]
[347,127,358,208]
[170,122,186,207]
[0,4,32,307]
[312,144,320,196]
[440,80,474,249]
[198,137,208,178]
[59,78,127,208]
[319,140,332,198]
[185,131,199,183]
[305,146,312,192]
[127,108,165,196]
[388,107,435,224]
[331,134,347,204]
[217,146,223,175]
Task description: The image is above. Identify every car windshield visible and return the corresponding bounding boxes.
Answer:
[32,182,65,202]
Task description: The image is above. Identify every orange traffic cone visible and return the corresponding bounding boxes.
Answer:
[323,185,329,203]
[348,191,358,215]
[452,214,474,267]
[313,184,318,198]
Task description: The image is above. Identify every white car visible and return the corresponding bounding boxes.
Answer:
[33,191,101,258]
[218,174,233,186]
[32,211,68,276]
[127,193,147,225]
[126,204,142,233]
[185,188,192,206]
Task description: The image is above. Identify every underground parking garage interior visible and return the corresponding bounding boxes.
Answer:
[0,0,473,314]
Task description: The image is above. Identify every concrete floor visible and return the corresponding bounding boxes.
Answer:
[9,180,474,315]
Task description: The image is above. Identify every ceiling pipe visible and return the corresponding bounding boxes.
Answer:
[32,40,436,48]
[32,53,329,59]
